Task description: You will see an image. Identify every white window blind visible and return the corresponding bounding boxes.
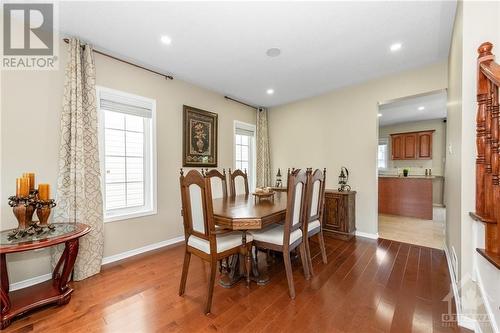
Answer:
[378,139,388,169]
[234,121,256,191]
[98,87,156,222]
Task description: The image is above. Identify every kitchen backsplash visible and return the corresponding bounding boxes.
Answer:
[379,167,435,176]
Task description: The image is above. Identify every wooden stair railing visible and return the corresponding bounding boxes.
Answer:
[474,42,500,269]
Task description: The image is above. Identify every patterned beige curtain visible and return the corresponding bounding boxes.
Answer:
[256,107,272,187]
[51,38,104,281]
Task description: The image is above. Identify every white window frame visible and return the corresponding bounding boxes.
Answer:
[97,86,157,223]
[378,138,389,170]
[234,121,256,191]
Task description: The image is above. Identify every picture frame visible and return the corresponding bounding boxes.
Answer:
[182,105,218,167]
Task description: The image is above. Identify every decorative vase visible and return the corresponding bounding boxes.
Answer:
[35,199,56,226]
[196,139,204,152]
[36,206,51,226]
[12,203,32,230]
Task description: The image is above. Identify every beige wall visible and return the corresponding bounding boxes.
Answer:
[379,118,447,176]
[269,62,448,236]
[1,40,255,284]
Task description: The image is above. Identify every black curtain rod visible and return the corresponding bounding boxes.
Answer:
[224,96,258,109]
[63,38,173,80]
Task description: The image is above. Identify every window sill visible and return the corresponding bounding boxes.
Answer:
[104,209,157,223]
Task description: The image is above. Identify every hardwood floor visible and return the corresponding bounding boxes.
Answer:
[3,236,470,333]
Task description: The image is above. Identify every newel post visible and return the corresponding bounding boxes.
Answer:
[476,42,493,216]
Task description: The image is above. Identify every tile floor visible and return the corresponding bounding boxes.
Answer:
[378,207,446,249]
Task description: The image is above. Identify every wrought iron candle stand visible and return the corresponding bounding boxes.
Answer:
[7,191,56,240]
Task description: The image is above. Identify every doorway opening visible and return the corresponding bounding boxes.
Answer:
[377,90,447,249]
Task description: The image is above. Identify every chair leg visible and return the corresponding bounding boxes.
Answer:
[299,242,311,280]
[305,235,314,276]
[205,259,218,314]
[318,231,328,264]
[283,251,296,299]
[179,251,191,296]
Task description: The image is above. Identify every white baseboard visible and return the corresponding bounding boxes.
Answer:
[443,243,489,333]
[475,258,499,333]
[10,273,53,291]
[9,236,185,291]
[354,230,379,239]
[101,236,184,265]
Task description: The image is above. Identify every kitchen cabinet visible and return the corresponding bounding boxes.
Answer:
[391,135,404,160]
[378,177,433,219]
[390,130,434,160]
[403,133,417,159]
[417,131,433,159]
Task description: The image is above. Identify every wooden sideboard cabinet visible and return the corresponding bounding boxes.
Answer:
[322,190,356,240]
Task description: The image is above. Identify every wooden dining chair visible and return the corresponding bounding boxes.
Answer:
[229,168,249,196]
[203,168,228,199]
[178,169,253,314]
[303,168,328,276]
[249,169,310,299]
[202,168,237,274]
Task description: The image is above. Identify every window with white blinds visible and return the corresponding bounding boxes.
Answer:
[234,121,256,191]
[378,138,389,170]
[97,87,157,222]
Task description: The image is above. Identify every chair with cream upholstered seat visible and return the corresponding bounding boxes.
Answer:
[249,169,310,299]
[178,169,252,314]
[303,168,328,276]
[202,168,237,274]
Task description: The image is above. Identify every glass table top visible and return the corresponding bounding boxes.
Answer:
[0,223,79,246]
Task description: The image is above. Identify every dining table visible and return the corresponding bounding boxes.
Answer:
[212,191,288,288]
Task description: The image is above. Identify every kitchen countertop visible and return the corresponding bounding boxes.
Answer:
[378,175,444,179]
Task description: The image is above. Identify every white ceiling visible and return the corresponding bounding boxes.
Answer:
[378,90,447,126]
[59,1,457,107]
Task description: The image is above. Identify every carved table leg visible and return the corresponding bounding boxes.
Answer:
[53,246,68,280]
[242,231,251,288]
[1,253,11,329]
[250,247,270,286]
[58,239,79,293]
[218,254,242,288]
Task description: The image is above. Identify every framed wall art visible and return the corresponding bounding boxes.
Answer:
[182,105,218,167]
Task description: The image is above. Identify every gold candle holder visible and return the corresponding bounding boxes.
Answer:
[36,199,56,226]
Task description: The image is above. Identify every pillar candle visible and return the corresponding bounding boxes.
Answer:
[38,184,50,200]
[16,178,22,197]
[27,173,35,191]
[22,173,35,191]
[19,178,30,197]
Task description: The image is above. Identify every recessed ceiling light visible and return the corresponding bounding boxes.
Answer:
[418,106,425,111]
[266,48,281,57]
[266,89,274,95]
[390,43,402,52]
[160,35,172,45]
[378,113,382,117]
